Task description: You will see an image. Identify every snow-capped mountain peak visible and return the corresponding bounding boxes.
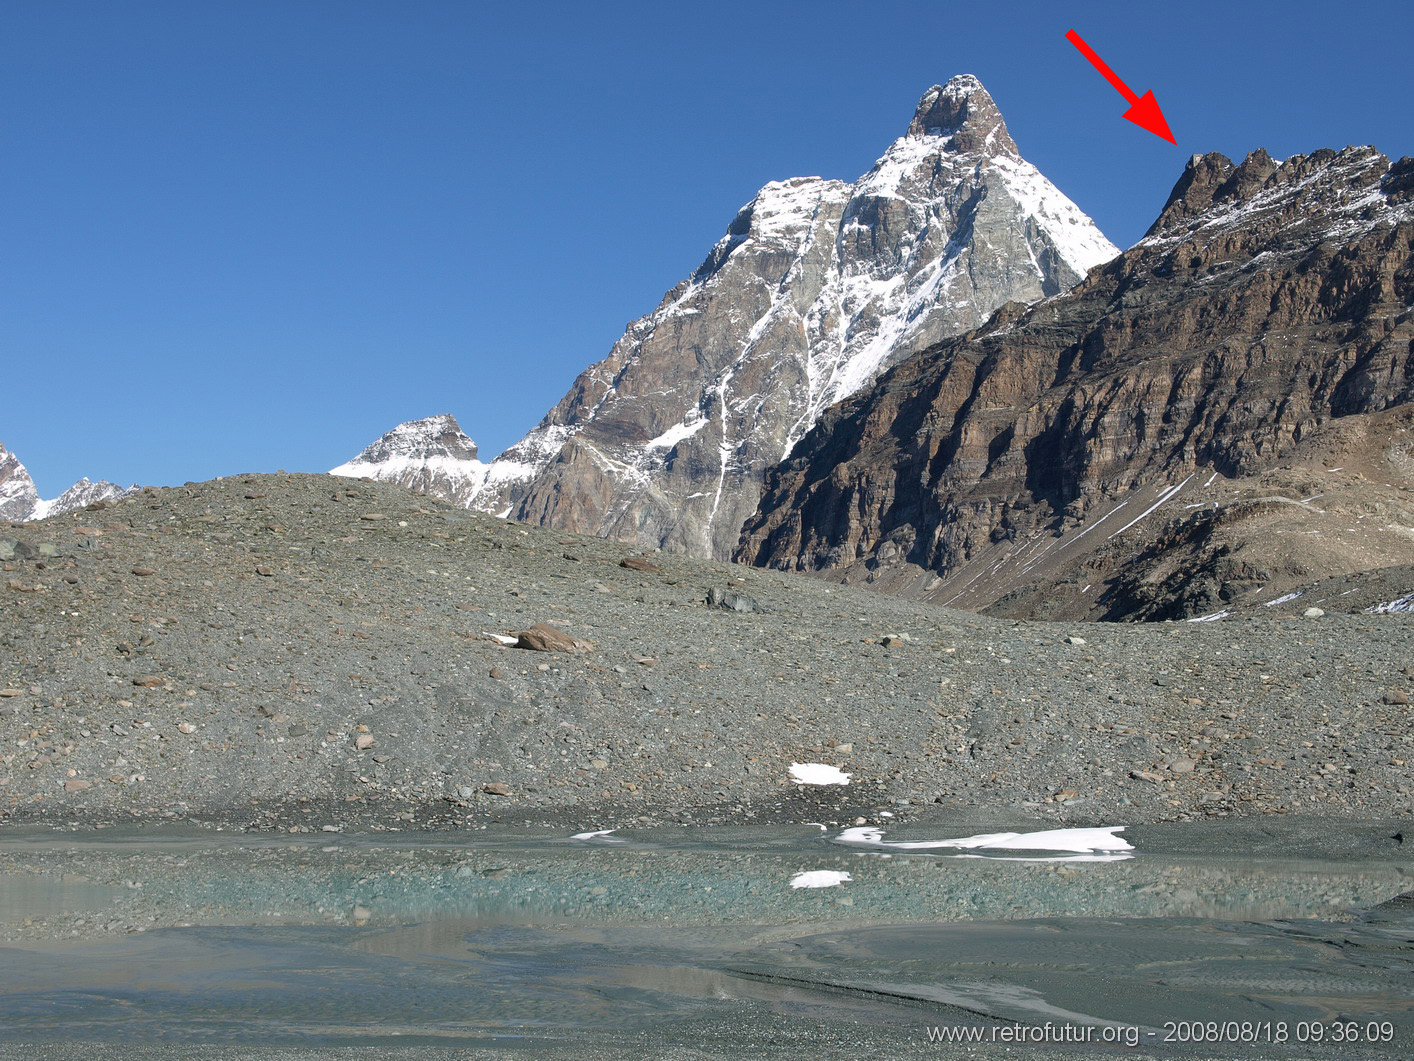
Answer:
[338,77,1119,559]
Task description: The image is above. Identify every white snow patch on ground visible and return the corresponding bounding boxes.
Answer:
[1368,592,1414,614]
[790,763,851,786]
[1187,610,1230,622]
[790,870,852,889]
[954,852,1134,863]
[833,825,1132,854]
[1106,475,1193,540]
[1264,591,1304,606]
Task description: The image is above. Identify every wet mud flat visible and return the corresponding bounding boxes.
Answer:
[0,820,1409,1059]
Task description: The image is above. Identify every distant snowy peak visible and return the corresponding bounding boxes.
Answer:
[338,413,479,465]
[0,446,37,520]
[331,414,491,505]
[0,443,129,522]
[34,478,129,520]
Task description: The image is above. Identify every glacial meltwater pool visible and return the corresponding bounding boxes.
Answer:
[0,820,1409,1058]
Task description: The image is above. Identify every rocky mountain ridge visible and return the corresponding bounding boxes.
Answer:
[0,443,130,523]
[738,145,1414,620]
[336,76,1116,558]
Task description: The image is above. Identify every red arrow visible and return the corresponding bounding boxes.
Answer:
[1066,28,1176,144]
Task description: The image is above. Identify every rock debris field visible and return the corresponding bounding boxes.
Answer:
[1,473,1411,833]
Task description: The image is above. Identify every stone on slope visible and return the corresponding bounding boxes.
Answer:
[515,623,591,653]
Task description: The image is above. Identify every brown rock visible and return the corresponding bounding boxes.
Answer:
[1382,689,1410,705]
[355,734,376,750]
[619,557,662,573]
[131,567,155,577]
[64,779,92,792]
[255,565,274,577]
[132,675,163,687]
[482,782,511,796]
[515,623,592,653]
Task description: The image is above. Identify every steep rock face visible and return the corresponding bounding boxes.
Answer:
[330,415,491,506]
[341,76,1115,559]
[738,147,1414,617]
[0,444,129,522]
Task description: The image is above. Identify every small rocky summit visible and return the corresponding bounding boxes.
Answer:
[337,75,1117,561]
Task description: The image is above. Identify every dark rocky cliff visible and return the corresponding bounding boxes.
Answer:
[738,147,1414,619]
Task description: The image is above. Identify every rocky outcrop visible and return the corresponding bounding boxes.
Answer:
[738,146,1414,619]
[339,76,1116,558]
[0,444,129,522]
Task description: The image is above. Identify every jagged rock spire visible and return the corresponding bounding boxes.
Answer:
[906,75,1017,155]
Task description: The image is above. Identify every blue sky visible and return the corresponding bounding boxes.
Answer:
[4,0,1412,496]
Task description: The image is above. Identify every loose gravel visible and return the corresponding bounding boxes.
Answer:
[1,473,1411,833]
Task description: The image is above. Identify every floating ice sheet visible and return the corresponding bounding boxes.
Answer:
[569,829,625,843]
[833,825,1133,854]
